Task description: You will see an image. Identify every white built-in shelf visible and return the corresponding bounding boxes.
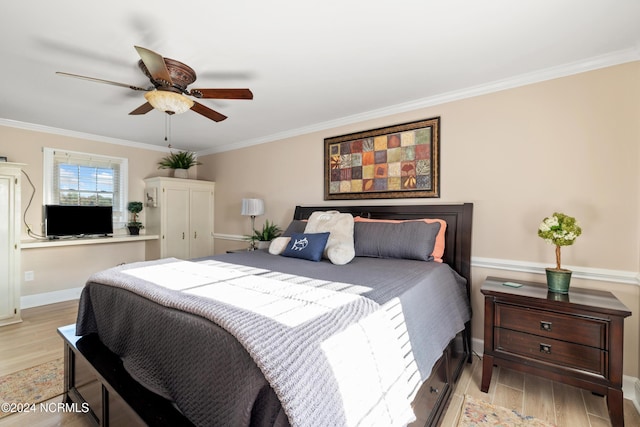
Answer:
[21,234,159,249]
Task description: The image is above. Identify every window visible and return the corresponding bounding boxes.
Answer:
[43,148,128,229]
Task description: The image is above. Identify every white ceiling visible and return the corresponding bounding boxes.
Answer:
[1,1,639,154]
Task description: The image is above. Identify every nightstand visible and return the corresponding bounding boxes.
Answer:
[481,276,631,427]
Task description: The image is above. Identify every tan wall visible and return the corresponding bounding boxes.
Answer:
[0,125,185,295]
[200,62,640,377]
[0,62,637,377]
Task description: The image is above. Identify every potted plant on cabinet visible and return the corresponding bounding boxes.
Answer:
[157,149,201,179]
[537,212,582,294]
[249,219,282,250]
[127,201,144,235]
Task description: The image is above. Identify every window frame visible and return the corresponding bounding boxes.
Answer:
[43,147,128,230]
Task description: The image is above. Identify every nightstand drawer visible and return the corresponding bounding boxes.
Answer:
[496,303,605,348]
[495,328,606,376]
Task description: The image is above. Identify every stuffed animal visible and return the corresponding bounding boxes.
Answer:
[304,211,355,265]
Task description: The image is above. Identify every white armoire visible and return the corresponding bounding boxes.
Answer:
[144,177,215,260]
[0,163,22,326]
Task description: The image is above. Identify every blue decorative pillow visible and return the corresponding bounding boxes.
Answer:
[281,232,330,262]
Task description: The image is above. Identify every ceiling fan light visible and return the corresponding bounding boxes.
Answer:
[144,90,194,114]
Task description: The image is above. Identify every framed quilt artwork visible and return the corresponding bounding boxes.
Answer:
[324,117,440,200]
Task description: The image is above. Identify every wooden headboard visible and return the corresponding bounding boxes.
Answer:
[293,203,474,293]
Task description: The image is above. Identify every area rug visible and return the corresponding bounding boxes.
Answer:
[0,358,64,419]
[457,394,556,427]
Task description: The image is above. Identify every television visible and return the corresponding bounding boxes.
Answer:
[45,205,113,238]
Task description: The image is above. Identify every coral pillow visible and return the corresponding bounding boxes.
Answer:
[353,217,447,263]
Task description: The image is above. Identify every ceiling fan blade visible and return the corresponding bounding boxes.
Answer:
[129,102,154,115]
[191,101,227,122]
[134,46,173,86]
[56,72,149,91]
[189,88,253,100]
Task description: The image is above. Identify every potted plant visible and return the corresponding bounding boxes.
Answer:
[158,149,201,178]
[537,212,582,294]
[248,219,282,250]
[127,201,144,235]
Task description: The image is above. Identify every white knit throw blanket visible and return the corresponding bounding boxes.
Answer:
[89,259,416,427]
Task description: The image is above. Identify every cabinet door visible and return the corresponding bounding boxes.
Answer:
[0,176,12,320]
[189,188,213,258]
[164,187,190,259]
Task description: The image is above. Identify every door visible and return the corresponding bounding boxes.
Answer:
[189,188,213,258]
[164,187,190,259]
[0,176,13,320]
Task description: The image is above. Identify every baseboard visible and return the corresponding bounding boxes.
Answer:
[21,287,83,309]
[471,337,484,358]
[623,375,640,407]
[633,378,640,415]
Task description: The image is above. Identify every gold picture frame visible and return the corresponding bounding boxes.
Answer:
[324,117,440,200]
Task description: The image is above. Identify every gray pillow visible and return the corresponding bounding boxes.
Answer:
[282,220,307,237]
[354,221,441,261]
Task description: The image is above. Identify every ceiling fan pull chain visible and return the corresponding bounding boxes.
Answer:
[164,114,172,143]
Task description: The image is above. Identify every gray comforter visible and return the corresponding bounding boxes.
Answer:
[77,251,470,427]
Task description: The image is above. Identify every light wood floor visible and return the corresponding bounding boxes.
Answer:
[439,354,640,427]
[0,300,92,427]
[1,301,639,426]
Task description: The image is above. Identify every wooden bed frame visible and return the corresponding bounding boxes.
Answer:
[59,202,473,427]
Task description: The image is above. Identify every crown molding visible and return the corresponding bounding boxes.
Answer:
[2,48,638,157]
[0,118,169,153]
[199,47,640,156]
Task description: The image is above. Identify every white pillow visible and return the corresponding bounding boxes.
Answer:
[268,236,291,255]
[304,211,355,265]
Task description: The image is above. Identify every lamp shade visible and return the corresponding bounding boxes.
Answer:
[144,90,194,114]
[241,198,264,216]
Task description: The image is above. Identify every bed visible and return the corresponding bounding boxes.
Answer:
[59,203,473,427]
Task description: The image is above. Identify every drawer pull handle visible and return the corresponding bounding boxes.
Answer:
[540,321,552,332]
[429,386,439,394]
[539,343,552,354]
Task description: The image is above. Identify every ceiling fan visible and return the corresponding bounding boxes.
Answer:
[56,46,253,122]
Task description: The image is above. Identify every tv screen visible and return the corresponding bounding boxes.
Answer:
[45,205,113,238]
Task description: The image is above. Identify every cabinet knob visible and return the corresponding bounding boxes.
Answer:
[182,232,185,240]
[194,231,197,239]
[429,386,439,394]
[539,343,552,354]
[540,321,552,332]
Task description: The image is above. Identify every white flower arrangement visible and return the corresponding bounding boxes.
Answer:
[538,212,582,271]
